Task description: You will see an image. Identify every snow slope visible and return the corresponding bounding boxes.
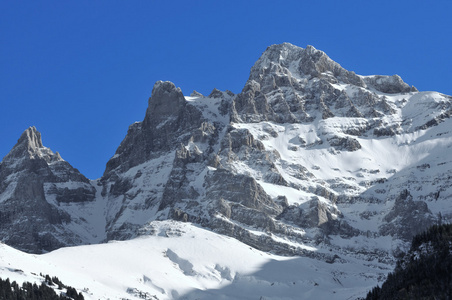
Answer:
[0,221,387,300]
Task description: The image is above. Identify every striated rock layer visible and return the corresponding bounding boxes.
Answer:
[1,43,452,270]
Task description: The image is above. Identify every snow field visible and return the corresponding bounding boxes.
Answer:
[0,221,386,299]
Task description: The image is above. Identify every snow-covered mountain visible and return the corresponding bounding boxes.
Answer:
[1,42,452,299]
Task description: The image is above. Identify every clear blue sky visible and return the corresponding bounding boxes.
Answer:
[1,1,451,179]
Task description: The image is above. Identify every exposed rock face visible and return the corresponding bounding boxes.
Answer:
[0,127,97,253]
[2,42,452,264]
[380,189,435,240]
[327,136,361,152]
[104,81,204,175]
[100,81,235,240]
[230,43,407,125]
[362,75,417,94]
[205,169,282,215]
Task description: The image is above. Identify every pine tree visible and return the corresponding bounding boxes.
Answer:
[366,223,452,299]
[0,276,84,300]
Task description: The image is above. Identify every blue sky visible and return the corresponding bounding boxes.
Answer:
[1,1,451,179]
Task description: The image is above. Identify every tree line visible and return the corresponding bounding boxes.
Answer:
[0,274,84,300]
[366,223,452,299]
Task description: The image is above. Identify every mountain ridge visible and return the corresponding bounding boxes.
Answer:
[1,43,451,270]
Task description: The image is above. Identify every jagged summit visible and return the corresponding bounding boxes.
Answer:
[231,43,418,123]
[190,90,204,97]
[250,43,416,94]
[250,43,362,83]
[2,126,62,166]
[19,126,44,149]
[104,80,205,176]
[145,81,186,126]
[0,126,97,253]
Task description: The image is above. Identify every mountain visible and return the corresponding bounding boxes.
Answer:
[0,127,104,253]
[1,42,452,298]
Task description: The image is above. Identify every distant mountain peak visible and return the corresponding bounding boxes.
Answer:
[18,126,44,150]
[2,126,62,165]
[190,90,204,97]
[232,43,418,123]
[256,43,331,69]
[145,80,186,125]
[253,43,414,94]
[0,126,95,253]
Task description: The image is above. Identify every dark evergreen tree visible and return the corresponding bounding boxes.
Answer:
[0,275,84,300]
[366,223,452,299]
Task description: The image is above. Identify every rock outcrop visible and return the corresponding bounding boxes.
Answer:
[380,189,435,240]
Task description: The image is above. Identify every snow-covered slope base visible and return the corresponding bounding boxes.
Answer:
[0,221,386,300]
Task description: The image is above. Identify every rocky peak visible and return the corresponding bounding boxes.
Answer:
[2,126,62,166]
[232,43,417,124]
[190,90,204,97]
[144,81,186,127]
[0,126,96,253]
[251,43,303,69]
[249,43,360,83]
[104,80,204,176]
[208,88,224,98]
[249,43,416,92]
[19,126,44,150]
